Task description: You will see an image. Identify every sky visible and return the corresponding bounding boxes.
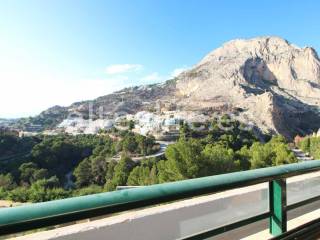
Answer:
[0,0,320,118]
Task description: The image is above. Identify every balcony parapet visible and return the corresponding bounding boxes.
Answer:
[1,160,320,239]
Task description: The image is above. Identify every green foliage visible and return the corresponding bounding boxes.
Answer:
[248,136,297,169]
[73,156,109,188]
[19,162,48,185]
[127,159,159,186]
[44,188,71,201]
[0,133,118,202]
[202,144,240,175]
[298,137,311,152]
[0,173,15,190]
[157,134,296,183]
[179,121,192,140]
[117,132,157,155]
[128,120,135,130]
[248,142,273,168]
[122,135,138,153]
[8,187,30,202]
[105,160,117,182]
[31,135,90,178]
[27,176,63,202]
[91,157,108,185]
[0,119,299,203]
[7,176,68,203]
[236,146,251,170]
[74,158,92,187]
[298,136,320,159]
[0,187,8,199]
[73,185,104,197]
[204,116,258,150]
[0,133,36,157]
[105,155,135,191]
[160,139,204,182]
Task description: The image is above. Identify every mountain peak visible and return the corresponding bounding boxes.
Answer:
[176,37,320,138]
[224,36,291,46]
[10,37,320,139]
[199,36,300,66]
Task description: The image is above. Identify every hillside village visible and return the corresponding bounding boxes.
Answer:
[45,110,210,141]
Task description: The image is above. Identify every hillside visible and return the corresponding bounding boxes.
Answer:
[8,37,320,139]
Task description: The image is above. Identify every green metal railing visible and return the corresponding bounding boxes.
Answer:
[1,160,320,238]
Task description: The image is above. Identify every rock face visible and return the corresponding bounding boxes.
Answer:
[175,36,320,138]
[9,36,320,139]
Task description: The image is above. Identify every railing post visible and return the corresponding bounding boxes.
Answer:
[269,179,287,236]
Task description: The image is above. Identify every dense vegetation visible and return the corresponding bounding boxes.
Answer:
[298,136,320,159]
[0,118,297,203]
[0,130,158,202]
[0,132,37,157]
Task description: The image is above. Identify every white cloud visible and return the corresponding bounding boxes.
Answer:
[170,67,188,78]
[0,67,134,118]
[105,64,143,75]
[0,59,190,118]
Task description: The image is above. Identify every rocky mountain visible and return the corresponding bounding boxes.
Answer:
[11,81,177,131]
[10,36,320,139]
[175,36,320,138]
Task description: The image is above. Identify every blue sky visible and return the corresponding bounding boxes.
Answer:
[1,0,320,118]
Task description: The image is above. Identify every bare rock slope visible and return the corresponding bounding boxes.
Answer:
[175,36,320,138]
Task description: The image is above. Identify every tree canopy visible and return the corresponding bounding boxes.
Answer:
[0,120,298,203]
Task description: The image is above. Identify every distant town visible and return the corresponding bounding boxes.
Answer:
[10,110,213,140]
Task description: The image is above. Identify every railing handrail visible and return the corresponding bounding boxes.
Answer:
[1,160,320,236]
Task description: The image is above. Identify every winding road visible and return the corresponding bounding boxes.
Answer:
[112,141,175,162]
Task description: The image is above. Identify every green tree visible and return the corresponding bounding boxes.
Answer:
[105,160,117,182]
[298,137,311,153]
[129,120,135,130]
[136,135,147,155]
[202,144,239,175]
[28,177,65,202]
[91,157,107,185]
[19,162,48,185]
[8,187,30,202]
[105,155,135,191]
[122,135,138,153]
[249,142,273,169]
[236,146,251,170]
[158,139,204,182]
[74,158,92,187]
[179,121,191,140]
[33,168,49,181]
[127,166,144,185]
[249,136,297,168]
[73,185,103,197]
[45,188,70,201]
[310,137,320,159]
[19,162,37,184]
[127,164,158,186]
[0,173,15,190]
